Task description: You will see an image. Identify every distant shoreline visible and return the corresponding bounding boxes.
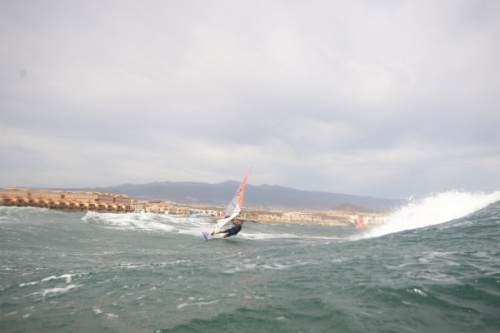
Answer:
[240,209,386,227]
[1,187,386,227]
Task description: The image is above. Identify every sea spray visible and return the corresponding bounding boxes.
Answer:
[362,190,500,238]
[81,210,212,235]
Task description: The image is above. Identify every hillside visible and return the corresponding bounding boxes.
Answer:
[73,181,404,211]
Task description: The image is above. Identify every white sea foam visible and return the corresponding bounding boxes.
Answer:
[93,307,103,314]
[83,211,177,232]
[177,299,220,309]
[82,211,211,235]
[408,288,427,297]
[20,273,81,287]
[41,274,73,283]
[38,284,80,297]
[361,190,500,239]
[240,232,299,240]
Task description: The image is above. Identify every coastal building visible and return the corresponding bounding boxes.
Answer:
[0,188,134,212]
[144,200,174,214]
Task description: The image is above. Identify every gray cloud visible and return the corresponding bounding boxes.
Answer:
[1,0,499,198]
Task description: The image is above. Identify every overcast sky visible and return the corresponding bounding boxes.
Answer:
[1,0,499,199]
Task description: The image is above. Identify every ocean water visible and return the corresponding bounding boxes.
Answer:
[1,191,499,333]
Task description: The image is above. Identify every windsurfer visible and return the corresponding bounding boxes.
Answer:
[210,218,244,238]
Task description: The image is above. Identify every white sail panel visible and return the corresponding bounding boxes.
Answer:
[214,169,250,231]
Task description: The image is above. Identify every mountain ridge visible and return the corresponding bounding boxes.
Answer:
[64,181,404,211]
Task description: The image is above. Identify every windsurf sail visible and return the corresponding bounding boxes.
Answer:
[356,215,366,230]
[214,169,251,231]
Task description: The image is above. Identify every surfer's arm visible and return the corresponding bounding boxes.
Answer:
[211,228,227,236]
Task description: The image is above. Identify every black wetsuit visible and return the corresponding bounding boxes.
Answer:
[224,224,242,237]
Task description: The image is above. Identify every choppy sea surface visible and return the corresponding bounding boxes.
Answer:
[1,191,500,333]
